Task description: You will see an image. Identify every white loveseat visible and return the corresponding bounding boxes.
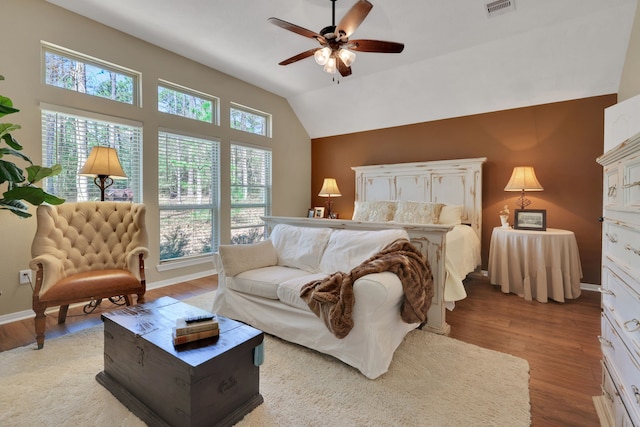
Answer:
[212,223,424,379]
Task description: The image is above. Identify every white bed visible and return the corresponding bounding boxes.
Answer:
[264,157,486,335]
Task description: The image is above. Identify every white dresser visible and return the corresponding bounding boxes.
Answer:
[595,130,640,427]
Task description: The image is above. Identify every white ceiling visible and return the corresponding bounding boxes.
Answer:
[48,0,637,139]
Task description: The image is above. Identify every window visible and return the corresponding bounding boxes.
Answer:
[230,103,271,137]
[158,131,219,261]
[230,143,272,244]
[40,106,142,203]
[158,80,217,124]
[42,43,139,105]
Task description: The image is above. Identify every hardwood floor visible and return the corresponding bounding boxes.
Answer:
[0,274,602,426]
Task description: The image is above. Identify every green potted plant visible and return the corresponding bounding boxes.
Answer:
[0,74,64,217]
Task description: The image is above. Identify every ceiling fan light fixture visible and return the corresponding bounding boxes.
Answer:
[323,56,337,74]
[338,48,356,66]
[314,46,332,65]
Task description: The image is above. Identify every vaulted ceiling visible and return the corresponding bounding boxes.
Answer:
[48,0,637,138]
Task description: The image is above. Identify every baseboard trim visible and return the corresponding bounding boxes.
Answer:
[470,269,600,292]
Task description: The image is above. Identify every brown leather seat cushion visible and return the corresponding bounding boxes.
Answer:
[40,269,141,302]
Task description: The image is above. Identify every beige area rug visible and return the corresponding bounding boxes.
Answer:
[0,292,530,426]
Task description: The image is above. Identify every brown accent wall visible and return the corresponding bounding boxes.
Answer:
[311,94,617,285]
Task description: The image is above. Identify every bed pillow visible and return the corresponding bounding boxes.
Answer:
[393,201,444,224]
[269,224,332,273]
[352,201,397,222]
[218,240,277,277]
[439,205,464,225]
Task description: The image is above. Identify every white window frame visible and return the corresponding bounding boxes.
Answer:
[230,102,272,137]
[158,79,219,125]
[40,103,143,203]
[158,130,220,262]
[230,142,272,244]
[42,42,141,106]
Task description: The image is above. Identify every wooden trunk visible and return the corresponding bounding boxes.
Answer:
[96,297,264,427]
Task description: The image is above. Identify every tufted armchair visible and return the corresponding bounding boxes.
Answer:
[30,201,149,349]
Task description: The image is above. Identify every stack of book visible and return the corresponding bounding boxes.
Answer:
[172,314,219,346]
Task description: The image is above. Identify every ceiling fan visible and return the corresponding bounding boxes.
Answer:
[268,0,404,78]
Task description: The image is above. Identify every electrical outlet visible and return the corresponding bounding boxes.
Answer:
[19,269,32,284]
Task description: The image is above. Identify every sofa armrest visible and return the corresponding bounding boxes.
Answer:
[29,254,65,297]
[352,272,405,314]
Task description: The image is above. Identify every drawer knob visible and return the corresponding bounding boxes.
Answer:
[598,287,615,297]
[624,319,640,333]
[625,244,640,256]
[598,336,613,348]
[607,185,617,196]
[605,233,618,243]
[633,385,639,405]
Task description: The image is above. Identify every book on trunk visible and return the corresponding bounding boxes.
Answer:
[174,315,219,336]
[172,328,219,346]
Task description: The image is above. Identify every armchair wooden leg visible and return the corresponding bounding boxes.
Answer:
[137,292,145,304]
[124,295,132,306]
[58,304,69,324]
[34,310,46,350]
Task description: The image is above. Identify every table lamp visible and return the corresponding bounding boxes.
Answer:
[318,178,341,218]
[79,146,127,201]
[504,166,543,209]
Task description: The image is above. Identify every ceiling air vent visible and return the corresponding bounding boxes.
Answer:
[485,0,515,18]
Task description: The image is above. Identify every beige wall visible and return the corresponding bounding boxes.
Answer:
[619,0,640,101]
[0,0,311,318]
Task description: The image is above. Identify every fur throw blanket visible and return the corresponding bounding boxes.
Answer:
[300,239,434,339]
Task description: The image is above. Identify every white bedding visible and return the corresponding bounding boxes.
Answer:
[444,224,481,307]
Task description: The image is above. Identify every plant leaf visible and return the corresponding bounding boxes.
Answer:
[0,159,26,184]
[0,198,31,218]
[0,147,32,162]
[0,95,19,119]
[3,185,65,205]
[26,164,61,182]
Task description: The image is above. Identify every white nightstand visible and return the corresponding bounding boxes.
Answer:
[487,227,583,302]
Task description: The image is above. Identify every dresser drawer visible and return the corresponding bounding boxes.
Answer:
[600,314,640,424]
[602,266,640,361]
[601,360,636,427]
[603,221,640,280]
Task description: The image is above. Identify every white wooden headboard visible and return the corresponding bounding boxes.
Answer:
[351,157,487,240]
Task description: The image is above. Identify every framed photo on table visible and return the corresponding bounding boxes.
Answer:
[307,209,315,218]
[313,207,325,218]
[514,209,547,231]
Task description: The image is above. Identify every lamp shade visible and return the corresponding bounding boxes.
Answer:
[318,178,342,197]
[79,146,127,178]
[504,166,543,192]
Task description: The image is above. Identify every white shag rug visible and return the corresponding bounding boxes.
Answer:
[0,292,530,426]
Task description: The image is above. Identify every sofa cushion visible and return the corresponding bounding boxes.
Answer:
[269,224,332,273]
[318,228,409,274]
[276,273,328,311]
[227,265,313,299]
[218,240,277,277]
[393,201,444,224]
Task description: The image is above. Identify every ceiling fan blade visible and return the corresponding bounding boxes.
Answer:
[278,48,318,66]
[349,39,405,53]
[336,0,373,39]
[337,57,352,77]
[268,17,327,43]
